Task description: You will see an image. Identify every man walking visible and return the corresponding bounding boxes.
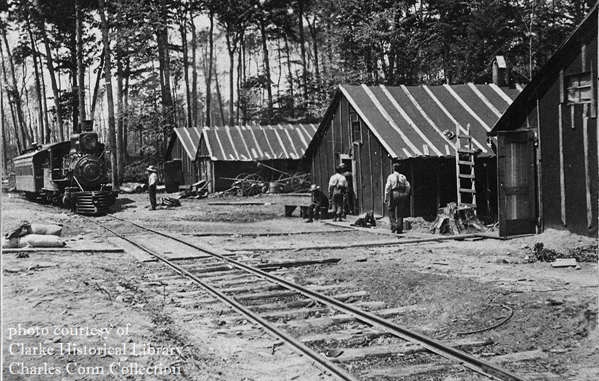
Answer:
[328,166,348,222]
[146,165,158,210]
[384,163,411,233]
[340,163,354,218]
[305,184,328,223]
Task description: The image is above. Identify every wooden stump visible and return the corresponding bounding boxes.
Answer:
[429,202,486,235]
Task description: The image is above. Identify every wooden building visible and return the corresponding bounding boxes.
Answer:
[165,127,202,191]
[305,84,520,220]
[489,5,598,237]
[196,124,317,193]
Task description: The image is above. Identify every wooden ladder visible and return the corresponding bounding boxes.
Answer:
[455,123,476,212]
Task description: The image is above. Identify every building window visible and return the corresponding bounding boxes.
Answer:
[350,113,361,143]
[565,72,592,104]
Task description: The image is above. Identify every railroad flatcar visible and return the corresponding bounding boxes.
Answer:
[13,121,117,215]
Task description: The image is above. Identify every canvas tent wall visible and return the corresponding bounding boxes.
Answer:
[489,5,598,237]
[306,84,520,219]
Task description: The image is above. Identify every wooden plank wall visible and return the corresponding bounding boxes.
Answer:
[310,95,499,220]
[166,138,196,186]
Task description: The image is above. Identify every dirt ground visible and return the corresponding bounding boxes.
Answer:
[1,191,598,381]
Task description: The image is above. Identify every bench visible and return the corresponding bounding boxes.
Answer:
[284,205,331,219]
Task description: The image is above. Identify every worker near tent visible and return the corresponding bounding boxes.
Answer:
[146,165,158,210]
[328,166,348,222]
[384,163,411,234]
[340,163,354,218]
[305,184,329,223]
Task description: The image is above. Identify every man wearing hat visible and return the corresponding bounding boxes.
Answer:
[384,163,411,233]
[340,163,354,218]
[328,166,348,222]
[305,184,329,223]
[146,165,158,210]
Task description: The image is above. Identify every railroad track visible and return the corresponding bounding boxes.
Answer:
[81,214,528,381]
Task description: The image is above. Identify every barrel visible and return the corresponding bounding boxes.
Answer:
[269,182,281,194]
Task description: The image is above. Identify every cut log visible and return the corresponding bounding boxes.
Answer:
[551,258,577,268]
[429,202,486,235]
[256,258,341,269]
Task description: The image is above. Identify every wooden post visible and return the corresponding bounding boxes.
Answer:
[583,104,592,229]
[558,69,566,226]
[436,159,441,212]
[410,160,415,216]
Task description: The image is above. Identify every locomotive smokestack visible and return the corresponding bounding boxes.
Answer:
[81,120,93,132]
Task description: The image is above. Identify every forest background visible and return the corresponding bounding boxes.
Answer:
[0,0,595,184]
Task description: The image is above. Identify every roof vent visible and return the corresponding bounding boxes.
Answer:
[492,56,510,87]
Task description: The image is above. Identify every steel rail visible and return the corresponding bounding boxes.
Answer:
[83,216,359,381]
[105,215,527,381]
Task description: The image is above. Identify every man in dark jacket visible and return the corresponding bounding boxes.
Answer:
[146,165,158,210]
[305,184,329,223]
[340,163,354,218]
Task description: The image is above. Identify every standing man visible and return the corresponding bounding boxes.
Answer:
[146,165,158,210]
[384,163,411,234]
[328,166,348,222]
[305,184,329,223]
[340,163,354,218]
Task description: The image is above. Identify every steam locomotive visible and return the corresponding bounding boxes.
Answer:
[13,120,117,215]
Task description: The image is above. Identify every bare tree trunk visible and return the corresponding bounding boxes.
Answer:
[156,0,174,155]
[190,10,198,127]
[306,15,320,91]
[2,84,8,171]
[214,67,225,126]
[98,0,118,188]
[236,32,242,125]
[225,32,236,126]
[25,12,45,143]
[76,0,86,124]
[35,33,51,143]
[90,51,104,119]
[37,17,65,141]
[123,57,130,160]
[298,1,308,102]
[70,7,79,134]
[284,35,294,118]
[24,85,36,141]
[116,0,124,182]
[180,14,192,128]
[276,38,282,107]
[205,11,214,127]
[241,33,247,124]
[0,45,22,153]
[1,25,29,147]
[259,18,273,123]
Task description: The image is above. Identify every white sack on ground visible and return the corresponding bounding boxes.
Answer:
[6,234,66,248]
[30,224,63,236]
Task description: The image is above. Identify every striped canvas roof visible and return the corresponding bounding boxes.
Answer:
[202,124,318,161]
[340,84,520,159]
[171,127,202,160]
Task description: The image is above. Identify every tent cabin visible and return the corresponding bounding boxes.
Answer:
[196,124,318,193]
[305,83,520,220]
[164,127,202,192]
[489,5,598,238]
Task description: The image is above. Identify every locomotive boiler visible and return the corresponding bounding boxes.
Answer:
[13,120,117,215]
